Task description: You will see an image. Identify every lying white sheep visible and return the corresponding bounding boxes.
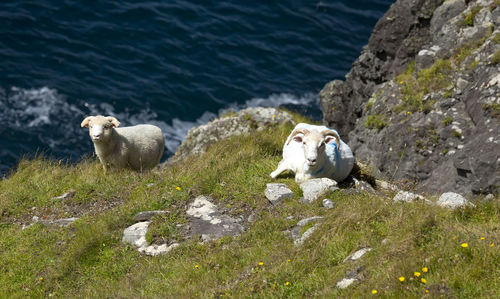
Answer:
[270,123,354,182]
[81,115,165,171]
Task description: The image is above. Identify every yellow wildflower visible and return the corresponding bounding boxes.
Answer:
[414,272,421,277]
[285,281,290,286]
[258,262,264,266]
[287,259,291,262]
[371,289,378,294]
[422,267,428,273]
[421,278,427,284]
[461,243,468,248]
[176,186,181,191]
[398,276,405,282]
[272,114,276,118]
[480,237,485,240]
[194,264,199,268]
[452,236,457,239]
[490,243,495,247]
[399,81,404,84]
[39,277,44,282]
[406,111,411,115]
[425,289,429,293]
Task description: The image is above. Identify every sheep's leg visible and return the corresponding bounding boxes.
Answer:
[270,160,290,179]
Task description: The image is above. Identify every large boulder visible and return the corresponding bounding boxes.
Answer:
[168,107,294,164]
[320,0,500,196]
[320,0,444,135]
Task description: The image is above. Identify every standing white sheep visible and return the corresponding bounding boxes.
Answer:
[81,115,165,171]
[270,123,354,182]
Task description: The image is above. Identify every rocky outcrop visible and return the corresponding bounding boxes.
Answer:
[168,107,294,164]
[320,0,500,196]
[320,0,445,135]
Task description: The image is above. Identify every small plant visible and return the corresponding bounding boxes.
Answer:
[492,48,500,65]
[461,5,482,27]
[453,130,462,138]
[365,114,387,131]
[442,116,453,126]
[442,89,453,99]
[482,103,500,118]
[468,60,479,70]
[442,148,449,155]
[493,33,500,44]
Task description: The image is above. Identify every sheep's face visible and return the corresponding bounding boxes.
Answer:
[293,131,326,167]
[81,115,120,143]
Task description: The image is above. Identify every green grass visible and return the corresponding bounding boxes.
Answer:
[442,116,453,126]
[364,114,388,131]
[492,48,500,64]
[461,5,482,27]
[394,60,452,114]
[482,102,500,118]
[0,113,499,297]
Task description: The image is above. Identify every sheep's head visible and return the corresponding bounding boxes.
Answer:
[288,128,340,167]
[81,115,120,143]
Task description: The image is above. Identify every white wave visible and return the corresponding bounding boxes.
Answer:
[227,92,318,111]
[0,88,317,159]
[1,86,85,128]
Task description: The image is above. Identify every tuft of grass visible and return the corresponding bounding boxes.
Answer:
[394,60,452,114]
[492,48,500,64]
[442,116,453,126]
[493,33,500,44]
[364,114,388,131]
[461,5,482,27]
[453,130,462,138]
[482,103,500,118]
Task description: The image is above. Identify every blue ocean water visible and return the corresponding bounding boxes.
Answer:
[0,0,393,174]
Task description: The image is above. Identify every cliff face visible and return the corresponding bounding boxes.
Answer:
[320,0,500,196]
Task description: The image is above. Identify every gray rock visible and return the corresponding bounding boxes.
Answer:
[336,278,357,289]
[431,0,466,37]
[122,221,181,256]
[300,178,338,203]
[133,210,169,222]
[296,216,324,227]
[293,223,321,246]
[141,243,179,256]
[322,198,334,209]
[122,221,150,249]
[343,248,372,263]
[51,191,76,200]
[392,191,425,203]
[416,48,436,69]
[265,183,294,205]
[290,216,323,245]
[437,192,474,209]
[484,194,495,201]
[186,196,245,241]
[353,178,375,192]
[169,107,294,164]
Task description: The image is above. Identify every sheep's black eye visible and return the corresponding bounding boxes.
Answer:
[320,142,325,147]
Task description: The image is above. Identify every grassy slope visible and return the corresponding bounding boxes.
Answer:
[0,116,499,298]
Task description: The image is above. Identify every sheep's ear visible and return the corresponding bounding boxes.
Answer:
[324,136,336,144]
[81,116,93,128]
[292,135,303,143]
[107,116,120,128]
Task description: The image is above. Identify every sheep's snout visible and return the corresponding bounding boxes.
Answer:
[307,158,317,166]
[90,126,105,142]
